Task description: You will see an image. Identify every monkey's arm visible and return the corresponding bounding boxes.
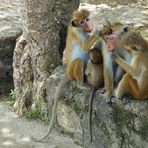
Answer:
[112,54,137,78]
[63,28,73,65]
[85,62,91,76]
[80,35,98,53]
[102,49,114,97]
[70,28,97,53]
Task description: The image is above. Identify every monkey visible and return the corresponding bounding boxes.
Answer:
[111,31,148,100]
[85,40,104,144]
[63,9,99,88]
[31,9,100,142]
[98,22,132,102]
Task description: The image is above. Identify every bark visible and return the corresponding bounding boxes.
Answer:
[13,0,80,115]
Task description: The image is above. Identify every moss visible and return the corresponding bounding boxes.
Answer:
[94,117,111,142]
[24,97,48,122]
[137,119,148,140]
[111,103,137,136]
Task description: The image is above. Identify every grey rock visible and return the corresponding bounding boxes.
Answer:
[46,66,148,148]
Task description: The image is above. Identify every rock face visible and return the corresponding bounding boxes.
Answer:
[46,66,148,148]
[0,12,22,95]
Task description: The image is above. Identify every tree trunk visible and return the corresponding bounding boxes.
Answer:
[13,0,80,115]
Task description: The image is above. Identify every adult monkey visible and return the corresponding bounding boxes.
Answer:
[63,9,99,87]
[111,31,148,100]
[99,23,132,102]
[32,9,100,142]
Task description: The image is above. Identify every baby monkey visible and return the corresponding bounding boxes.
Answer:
[85,40,104,144]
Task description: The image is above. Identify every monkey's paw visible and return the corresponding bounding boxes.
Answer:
[121,94,132,105]
[111,53,119,60]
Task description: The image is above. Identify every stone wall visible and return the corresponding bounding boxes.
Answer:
[0,12,22,95]
[0,39,15,95]
[45,66,148,148]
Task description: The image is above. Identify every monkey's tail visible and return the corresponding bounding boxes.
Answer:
[31,74,68,142]
[88,87,97,144]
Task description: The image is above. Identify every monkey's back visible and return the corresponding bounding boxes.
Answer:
[86,61,104,88]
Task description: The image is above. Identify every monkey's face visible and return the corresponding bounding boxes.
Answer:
[79,17,93,32]
[104,34,118,52]
[104,27,130,52]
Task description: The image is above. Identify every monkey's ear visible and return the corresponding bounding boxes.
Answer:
[70,20,77,27]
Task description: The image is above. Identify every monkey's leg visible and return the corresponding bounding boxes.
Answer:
[126,74,140,99]
[66,61,75,80]
[126,75,148,100]
[66,59,84,87]
[115,74,130,98]
[73,59,84,87]
[116,74,140,100]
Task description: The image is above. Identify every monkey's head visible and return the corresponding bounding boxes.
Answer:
[103,26,130,52]
[71,9,93,33]
[121,31,147,53]
[99,21,124,37]
[89,41,103,64]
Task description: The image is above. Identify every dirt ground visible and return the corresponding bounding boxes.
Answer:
[0,99,82,148]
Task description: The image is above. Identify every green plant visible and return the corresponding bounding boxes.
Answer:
[24,99,49,122]
[9,89,16,106]
[25,107,40,119]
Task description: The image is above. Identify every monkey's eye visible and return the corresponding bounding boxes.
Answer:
[80,19,85,25]
[85,18,90,22]
[79,18,90,25]
[132,46,138,51]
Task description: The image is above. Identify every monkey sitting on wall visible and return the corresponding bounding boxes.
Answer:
[97,22,132,102]
[108,29,148,100]
[85,40,104,144]
[63,9,99,88]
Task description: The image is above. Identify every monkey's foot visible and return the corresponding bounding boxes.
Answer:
[98,87,106,94]
[78,82,90,90]
[107,96,116,105]
[121,94,132,105]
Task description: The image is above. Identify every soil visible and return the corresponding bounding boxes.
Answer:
[0,98,82,148]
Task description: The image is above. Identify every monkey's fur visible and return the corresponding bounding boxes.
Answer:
[85,41,104,144]
[98,22,132,101]
[112,31,148,100]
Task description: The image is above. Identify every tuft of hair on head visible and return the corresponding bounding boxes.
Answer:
[72,9,90,21]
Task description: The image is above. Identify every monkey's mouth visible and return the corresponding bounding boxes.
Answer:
[85,24,93,32]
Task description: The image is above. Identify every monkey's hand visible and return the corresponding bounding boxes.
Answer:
[95,29,101,37]
[111,53,119,61]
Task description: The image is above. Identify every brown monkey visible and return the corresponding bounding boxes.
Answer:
[85,40,104,144]
[98,22,132,102]
[111,31,148,100]
[32,9,99,142]
[63,9,99,87]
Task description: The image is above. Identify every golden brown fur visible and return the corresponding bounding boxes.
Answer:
[63,9,98,87]
[98,22,132,100]
[112,31,148,99]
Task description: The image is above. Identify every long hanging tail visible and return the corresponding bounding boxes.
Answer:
[88,87,97,144]
[32,74,68,142]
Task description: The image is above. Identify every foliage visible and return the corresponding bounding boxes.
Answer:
[24,98,48,122]
[9,89,16,106]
